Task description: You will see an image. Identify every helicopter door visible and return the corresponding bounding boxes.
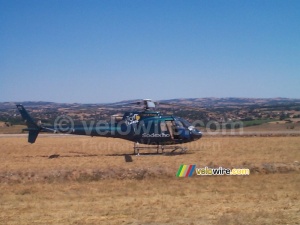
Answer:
[165,120,180,140]
[165,121,174,139]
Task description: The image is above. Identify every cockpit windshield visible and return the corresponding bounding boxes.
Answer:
[175,118,193,129]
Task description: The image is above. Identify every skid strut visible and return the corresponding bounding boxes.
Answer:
[133,142,187,155]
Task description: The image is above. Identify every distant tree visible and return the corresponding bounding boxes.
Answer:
[279,113,287,120]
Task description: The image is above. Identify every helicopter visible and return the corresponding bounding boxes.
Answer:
[16,99,202,154]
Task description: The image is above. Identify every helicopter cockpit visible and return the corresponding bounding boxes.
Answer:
[174,118,195,130]
[170,117,202,141]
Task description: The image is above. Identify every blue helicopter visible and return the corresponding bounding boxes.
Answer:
[16,99,202,154]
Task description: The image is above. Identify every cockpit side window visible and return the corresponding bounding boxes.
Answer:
[177,118,192,128]
[175,120,184,128]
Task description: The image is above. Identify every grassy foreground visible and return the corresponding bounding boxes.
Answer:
[0,136,299,224]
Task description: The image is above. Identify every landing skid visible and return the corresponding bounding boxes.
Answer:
[133,143,187,155]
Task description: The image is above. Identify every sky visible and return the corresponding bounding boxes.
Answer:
[1,0,299,103]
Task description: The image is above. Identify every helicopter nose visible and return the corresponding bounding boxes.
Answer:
[191,129,202,140]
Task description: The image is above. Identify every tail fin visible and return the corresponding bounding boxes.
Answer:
[16,104,40,143]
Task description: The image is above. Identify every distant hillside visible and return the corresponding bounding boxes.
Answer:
[160,97,300,108]
[1,98,300,126]
[1,97,300,109]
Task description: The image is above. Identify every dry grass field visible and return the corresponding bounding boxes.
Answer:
[0,125,26,134]
[0,135,299,224]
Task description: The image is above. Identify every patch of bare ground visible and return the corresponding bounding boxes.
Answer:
[0,136,299,224]
[0,125,26,134]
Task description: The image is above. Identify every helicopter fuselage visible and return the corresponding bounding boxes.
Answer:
[16,104,202,145]
[51,111,202,145]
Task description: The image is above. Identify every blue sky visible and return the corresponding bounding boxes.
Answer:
[1,0,299,103]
